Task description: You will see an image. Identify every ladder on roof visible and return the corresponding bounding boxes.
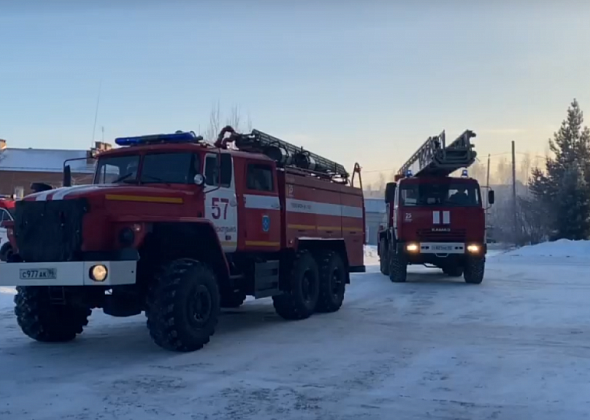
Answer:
[217,126,349,180]
[398,130,477,178]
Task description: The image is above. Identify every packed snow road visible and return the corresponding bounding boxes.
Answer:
[1,251,590,420]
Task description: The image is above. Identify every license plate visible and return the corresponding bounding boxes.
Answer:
[431,245,453,252]
[19,268,57,280]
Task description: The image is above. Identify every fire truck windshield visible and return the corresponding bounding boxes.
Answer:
[95,155,140,184]
[94,153,201,185]
[400,182,481,207]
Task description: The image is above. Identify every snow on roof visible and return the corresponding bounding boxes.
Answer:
[0,148,95,174]
[365,197,385,214]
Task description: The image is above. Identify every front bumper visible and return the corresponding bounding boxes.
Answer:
[0,260,137,287]
[398,241,486,257]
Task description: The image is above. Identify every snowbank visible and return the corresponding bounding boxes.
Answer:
[504,239,590,258]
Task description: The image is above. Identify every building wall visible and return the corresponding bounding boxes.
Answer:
[0,171,94,196]
[365,211,385,245]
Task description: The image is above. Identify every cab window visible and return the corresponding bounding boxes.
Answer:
[205,154,232,187]
[247,164,274,192]
[95,155,140,184]
[141,153,199,184]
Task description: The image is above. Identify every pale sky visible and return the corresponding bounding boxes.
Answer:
[1,0,589,183]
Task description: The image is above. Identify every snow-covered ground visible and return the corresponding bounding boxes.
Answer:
[2,246,590,420]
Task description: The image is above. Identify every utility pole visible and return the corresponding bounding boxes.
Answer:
[486,154,491,206]
[511,141,517,245]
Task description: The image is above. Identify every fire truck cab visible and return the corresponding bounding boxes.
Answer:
[379,130,494,284]
[0,128,365,352]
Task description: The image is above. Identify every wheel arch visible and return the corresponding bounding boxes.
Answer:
[138,221,231,292]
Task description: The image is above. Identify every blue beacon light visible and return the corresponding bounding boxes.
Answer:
[405,169,413,177]
[461,169,468,177]
[114,131,200,146]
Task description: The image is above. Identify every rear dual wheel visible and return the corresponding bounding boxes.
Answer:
[273,250,346,320]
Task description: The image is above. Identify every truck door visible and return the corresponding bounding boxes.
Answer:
[238,162,281,251]
[203,152,238,253]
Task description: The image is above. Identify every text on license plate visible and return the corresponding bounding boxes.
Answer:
[431,245,453,251]
[19,268,57,280]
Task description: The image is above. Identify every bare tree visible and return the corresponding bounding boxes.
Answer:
[246,112,253,132]
[226,105,242,131]
[204,103,252,142]
[204,102,221,142]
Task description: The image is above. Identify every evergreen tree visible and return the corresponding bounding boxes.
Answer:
[529,99,590,239]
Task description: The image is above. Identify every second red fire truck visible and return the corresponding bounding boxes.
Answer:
[378,130,494,284]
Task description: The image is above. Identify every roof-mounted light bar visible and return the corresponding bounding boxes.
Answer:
[115,131,203,147]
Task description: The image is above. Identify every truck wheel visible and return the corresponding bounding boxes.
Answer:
[220,292,246,308]
[464,257,485,284]
[273,250,320,320]
[389,250,407,283]
[379,239,389,276]
[315,250,346,313]
[443,266,463,277]
[146,259,220,352]
[0,242,13,262]
[14,286,91,342]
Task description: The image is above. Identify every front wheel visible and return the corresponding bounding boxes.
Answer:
[464,257,485,284]
[146,259,220,352]
[273,250,320,320]
[14,286,91,342]
[389,249,407,283]
[379,238,389,276]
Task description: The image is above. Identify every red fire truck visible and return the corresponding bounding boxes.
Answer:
[0,196,15,261]
[0,127,365,352]
[378,130,494,284]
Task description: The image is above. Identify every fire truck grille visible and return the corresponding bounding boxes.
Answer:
[14,199,88,262]
[417,228,466,243]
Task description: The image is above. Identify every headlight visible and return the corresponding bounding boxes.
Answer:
[406,243,419,252]
[90,264,108,282]
[467,244,480,253]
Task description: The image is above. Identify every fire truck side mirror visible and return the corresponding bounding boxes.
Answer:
[193,174,205,186]
[385,182,396,203]
[488,189,495,205]
[63,165,72,187]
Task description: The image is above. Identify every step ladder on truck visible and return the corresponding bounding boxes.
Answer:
[378,130,495,284]
[0,126,365,352]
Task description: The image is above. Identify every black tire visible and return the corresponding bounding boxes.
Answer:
[388,249,407,283]
[146,259,220,352]
[273,250,320,320]
[14,286,91,342]
[443,266,463,277]
[464,257,485,284]
[315,250,346,313]
[379,238,389,276]
[0,242,13,262]
[220,291,246,308]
